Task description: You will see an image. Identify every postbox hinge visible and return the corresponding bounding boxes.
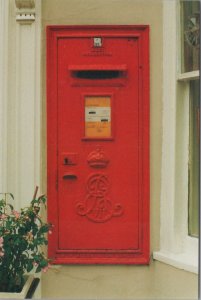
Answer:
[56,172,58,190]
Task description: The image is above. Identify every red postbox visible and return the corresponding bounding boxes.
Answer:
[47,26,149,264]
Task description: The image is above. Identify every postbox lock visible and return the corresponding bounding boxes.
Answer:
[93,37,102,47]
[61,153,77,165]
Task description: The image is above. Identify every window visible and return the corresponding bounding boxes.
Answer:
[153,0,199,273]
[180,0,200,238]
[181,1,199,72]
[188,80,199,238]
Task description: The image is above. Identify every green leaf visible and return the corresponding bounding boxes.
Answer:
[0,199,6,207]
[40,224,49,234]
[8,204,14,211]
[9,193,14,200]
[36,265,41,273]
[39,259,48,268]
[27,260,33,273]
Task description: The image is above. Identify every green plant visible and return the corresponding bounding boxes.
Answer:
[0,187,52,293]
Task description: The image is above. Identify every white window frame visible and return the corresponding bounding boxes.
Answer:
[153,0,198,274]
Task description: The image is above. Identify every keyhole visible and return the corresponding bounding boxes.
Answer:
[64,158,68,165]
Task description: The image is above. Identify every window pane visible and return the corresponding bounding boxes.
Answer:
[180,1,200,73]
[188,80,200,237]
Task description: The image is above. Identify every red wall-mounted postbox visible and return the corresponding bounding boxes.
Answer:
[47,26,149,264]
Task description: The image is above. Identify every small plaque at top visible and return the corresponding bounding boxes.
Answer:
[94,37,102,47]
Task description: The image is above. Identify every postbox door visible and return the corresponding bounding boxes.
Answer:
[47,26,149,264]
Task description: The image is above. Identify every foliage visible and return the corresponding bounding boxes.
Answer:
[0,189,52,293]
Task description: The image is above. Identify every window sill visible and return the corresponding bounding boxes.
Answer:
[177,70,200,81]
[153,250,198,274]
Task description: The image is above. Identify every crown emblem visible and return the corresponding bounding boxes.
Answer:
[87,147,109,168]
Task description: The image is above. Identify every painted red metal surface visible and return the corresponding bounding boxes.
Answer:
[47,26,150,264]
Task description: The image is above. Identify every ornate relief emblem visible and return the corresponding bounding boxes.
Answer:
[87,147,109,168]
[76,173,123,223]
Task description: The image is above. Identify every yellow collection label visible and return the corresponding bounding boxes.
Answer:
[85,96,111,138]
